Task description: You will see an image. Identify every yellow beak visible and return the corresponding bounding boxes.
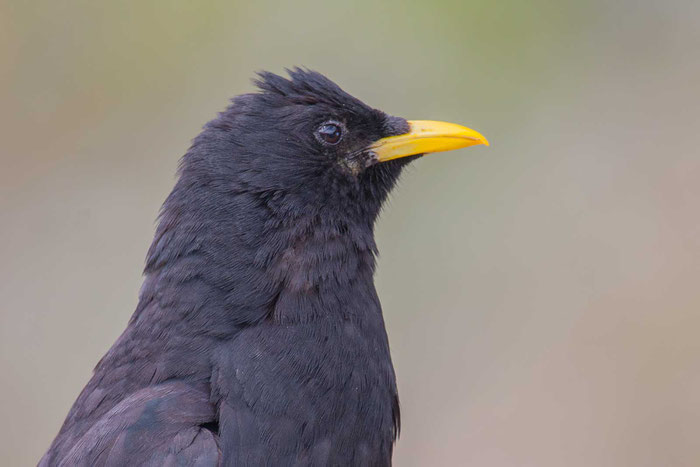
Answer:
[369,120,489,163]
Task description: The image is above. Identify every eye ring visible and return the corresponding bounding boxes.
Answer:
[316,121,343,145]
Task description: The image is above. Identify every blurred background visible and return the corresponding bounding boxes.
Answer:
[2,0,699,465]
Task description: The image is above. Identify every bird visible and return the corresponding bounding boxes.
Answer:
[40,68,488,466]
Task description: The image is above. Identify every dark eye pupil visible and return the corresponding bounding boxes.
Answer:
[318,123,342,144]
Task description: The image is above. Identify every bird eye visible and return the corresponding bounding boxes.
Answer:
[317,122,342,145]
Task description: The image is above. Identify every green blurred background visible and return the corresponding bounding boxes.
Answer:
[2,1,699,465]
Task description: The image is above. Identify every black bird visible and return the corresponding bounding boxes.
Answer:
[41,69,488,466]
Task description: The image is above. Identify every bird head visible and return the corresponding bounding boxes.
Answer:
[182,68,488,226]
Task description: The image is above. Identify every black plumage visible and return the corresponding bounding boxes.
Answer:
[41,69,486,466]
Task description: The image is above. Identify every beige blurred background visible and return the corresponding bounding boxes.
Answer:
[2,0,700,465]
